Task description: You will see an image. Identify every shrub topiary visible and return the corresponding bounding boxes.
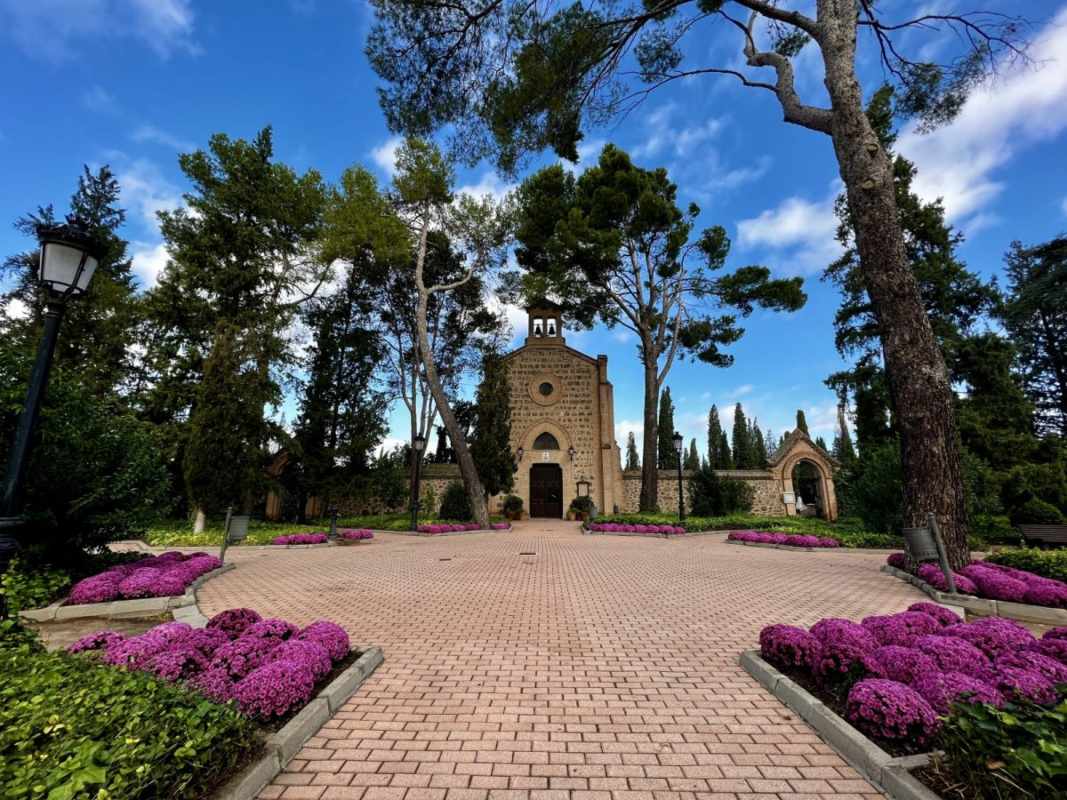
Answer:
[688,463,754,516]
[845,678,940,745]
[438,481,473,521]
[502,494,523,517]
[759,624,821,669]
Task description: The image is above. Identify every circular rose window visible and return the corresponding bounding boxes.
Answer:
[538,381,554,397]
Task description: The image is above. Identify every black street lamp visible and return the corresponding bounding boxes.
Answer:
[672,431,685,522]
[410,433,426,531]
[0,223,102,613]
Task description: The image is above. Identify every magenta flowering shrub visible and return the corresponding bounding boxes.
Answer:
[102,635,171,669]
[208,636,282,680]
[66,630,125,654]
[995,650,1067,684]
[940,618,1036,659]
[862,612,941,647]
[759,625,821,669]
[65,552,223,605]
[916,563,978,595]
[1031,638,1067,665]
[846,679,940,745]
[727,530,839,547]
[188,667,236,703]
[271,533,329,545]
[886,552,909,570]
[182,627,231,657]
[588,522,686,535]
[298,620,350,661]
[145,645,210,681]
[993,667,1059,705]
[272,639,332,679]
[911,671,1004,714]
[809,620,878,678]
[912,635,993,681]
[418,522,484,533]
[491,522,510,530]
[233,659,316,718]
[959,564,1029,602]
[338,528,374,541]
[206,607,263,639]
[242,618,299,643]
[861,645,938,685]
[906,602,962,627]
[1045,627,1067,641]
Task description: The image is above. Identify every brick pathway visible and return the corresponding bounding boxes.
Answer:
[198,520,926,800]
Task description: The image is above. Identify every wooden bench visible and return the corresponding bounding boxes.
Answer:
[1020,525,1067,548]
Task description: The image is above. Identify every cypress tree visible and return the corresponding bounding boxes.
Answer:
[685,439,700,470]
[732,403,751,469]
[625,432,640,471]
[795,409,810,436]
[751,420,768,467]
[832,402,857,466]
[815,435,829,451]
[719,431,733,469]
[707,405,723,468]
[470,351,515,497]
[658,387,677,469]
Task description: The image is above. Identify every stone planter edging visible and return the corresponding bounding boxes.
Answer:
[19,563,236,624]
[740,650,939,800]
[385,527,511,537]
[212,646,385,800]
[880,564,1067,626]
[726,539,840,553]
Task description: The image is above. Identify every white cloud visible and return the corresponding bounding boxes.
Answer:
[897,7,1067,225]
[729,384,754,398]
[82,85,119,114]
[615,419,643,453]
[736,181,843,272]
[130,241,170,288]
[456,171,515,204]
[0,0,198,62]
[3,297,29,321]
[116,159,182,231]
[369,136,402,178]
[376,436,408,457]
[485,295,527,344]
[132,124,194,153]
[631,104,727,160]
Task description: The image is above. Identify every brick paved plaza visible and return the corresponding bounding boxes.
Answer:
[199,521,925,800]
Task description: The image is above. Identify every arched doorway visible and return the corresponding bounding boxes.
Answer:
[791,459,826,518]
[530,463,563,518]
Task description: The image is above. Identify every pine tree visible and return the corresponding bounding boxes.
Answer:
[685,439,700,470]
[470,351,515,497]
[815,435,828,452]
[732,404,751,469]
[707,405,723,468]
[832,402,858,467]
[658,387,677,469]
[719,431,733,469]
[795,409,810,436]
[625,432,640,471]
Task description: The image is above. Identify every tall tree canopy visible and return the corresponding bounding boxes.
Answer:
[707,405,725,469]
[367,0,1031,565]
[511,145,803,508]
[469,351,515,498]
[625,431,640,471]
[657,387,678,471]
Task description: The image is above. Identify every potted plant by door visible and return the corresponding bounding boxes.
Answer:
[503,494,524,521]
[569,496,595,522]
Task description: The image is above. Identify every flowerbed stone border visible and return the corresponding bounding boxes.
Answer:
[881,564,1067,627]
[385,527,511,537]
[740,650,940,800]
[19,563,236,623]
[212,646,385,800]
[727,539,837,553]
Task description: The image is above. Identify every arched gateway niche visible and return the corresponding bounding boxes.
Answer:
[515,421,575,519]
[768,430,839,521]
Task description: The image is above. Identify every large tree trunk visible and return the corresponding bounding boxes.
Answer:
[820,6,969,567]
[639,362,659,512]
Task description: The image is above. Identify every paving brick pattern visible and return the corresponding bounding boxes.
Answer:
[198,521,926,800]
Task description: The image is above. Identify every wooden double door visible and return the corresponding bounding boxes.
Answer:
[529,463,563,518]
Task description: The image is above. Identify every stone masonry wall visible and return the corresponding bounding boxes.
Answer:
[620,470,787,516]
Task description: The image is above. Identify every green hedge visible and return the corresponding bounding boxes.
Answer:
[0,621,258,799]
[592,513,898,548]
[985,548,1067,583]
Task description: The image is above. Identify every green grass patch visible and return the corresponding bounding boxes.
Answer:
[0,621,258,799]
[984,548,1067,583]
[592,513,899,548]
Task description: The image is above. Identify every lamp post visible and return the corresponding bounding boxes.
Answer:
[0,223,101,615]
[410,433,426,531]
[672,431,685,522]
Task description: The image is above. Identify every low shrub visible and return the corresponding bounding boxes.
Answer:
[569,495,595,516]
[271,533,328,545]
[0,620,257,799]
[585,522,685,535]
[65,552,222,605]
[0,557,70,614]
[338,529,374,541]
[688,464,754,516]
[728,530,840,548]
[590,513,896,547]
[986,548,1067,584]
[502,495,523,516]
[438,482,472,521]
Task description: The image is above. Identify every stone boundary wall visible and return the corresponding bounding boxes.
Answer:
[619,469,787,516]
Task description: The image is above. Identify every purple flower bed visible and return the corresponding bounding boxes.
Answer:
[728,530,840,548]
[272,533,328,545]
[65,552,223,605]
[886,552,1067,610]
[586,522,686,535]
[339,528,374,541]
[416,522,510,533]
[758,609,1067,748]
[67,610,353,720]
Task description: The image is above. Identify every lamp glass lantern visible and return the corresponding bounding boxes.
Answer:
[37,225,101,297]
[516,446,524,462]
[672,432,683,455]
[567,446,576,461]
[413,433,426,453]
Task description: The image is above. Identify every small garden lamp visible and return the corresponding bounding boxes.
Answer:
[567,445,576,461]
[410,433,426,531]
[672,431,685,522]
[516,446,524,462]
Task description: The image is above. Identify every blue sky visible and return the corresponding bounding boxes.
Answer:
[2,1,1067,457]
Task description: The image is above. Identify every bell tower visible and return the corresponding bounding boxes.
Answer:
[525,301,563,345]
